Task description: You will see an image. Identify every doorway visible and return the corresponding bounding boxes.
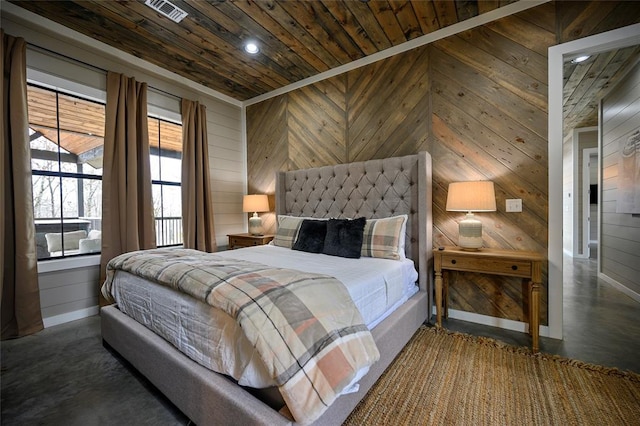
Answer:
[583,147,598,259]
[548,23,640,341]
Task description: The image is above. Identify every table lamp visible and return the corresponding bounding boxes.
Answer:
[446,181,496,250]
[243,194,269,236]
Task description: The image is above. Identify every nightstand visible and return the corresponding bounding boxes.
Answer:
[227,233,274,250]
[433,246,544,352]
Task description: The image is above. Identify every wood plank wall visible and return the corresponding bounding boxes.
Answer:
[246,95,288,233]
[289,76,347,169]
[246,1,640,326]
[346,46,430,162]
[430,5,553,323]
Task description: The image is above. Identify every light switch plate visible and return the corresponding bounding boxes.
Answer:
[506,199,522,212]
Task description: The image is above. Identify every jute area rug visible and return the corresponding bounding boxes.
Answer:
[344,326,640,425]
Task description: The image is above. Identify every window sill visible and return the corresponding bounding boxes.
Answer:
[37,254,101,273]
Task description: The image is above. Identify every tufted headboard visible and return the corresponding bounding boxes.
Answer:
[275,152,433,313]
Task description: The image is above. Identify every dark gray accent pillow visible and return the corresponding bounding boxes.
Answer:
[292,220,327,253]
[322,217,366,259]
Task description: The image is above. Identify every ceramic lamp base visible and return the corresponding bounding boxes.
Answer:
[458,212,483,250]
[248,213,263,236]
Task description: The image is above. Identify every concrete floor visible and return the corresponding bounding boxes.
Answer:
[1,257,639,425]
[444,256,640,373]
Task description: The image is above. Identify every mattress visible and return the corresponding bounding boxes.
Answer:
[108,245,418,388]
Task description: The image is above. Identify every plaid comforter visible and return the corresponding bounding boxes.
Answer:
[102,248,380,425]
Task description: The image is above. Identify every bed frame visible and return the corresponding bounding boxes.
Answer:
[101,152,433,425]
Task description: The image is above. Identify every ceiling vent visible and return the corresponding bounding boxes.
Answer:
[145,0,188,23]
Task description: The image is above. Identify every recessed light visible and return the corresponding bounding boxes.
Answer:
[244,42,259,55]
[572,55,591,64]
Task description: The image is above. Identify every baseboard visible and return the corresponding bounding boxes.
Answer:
[432,307,551,338]
[43,306,99,328]
[598,273,640,303]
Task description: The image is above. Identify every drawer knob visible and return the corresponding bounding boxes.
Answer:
[451,259,457,265]
[512,265,518,271]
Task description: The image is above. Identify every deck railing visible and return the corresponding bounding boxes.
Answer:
[156,216,183,246]
[34,216,182,259]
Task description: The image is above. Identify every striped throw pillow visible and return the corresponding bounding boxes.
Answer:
[272,215,305,248]
[361,215,407,260]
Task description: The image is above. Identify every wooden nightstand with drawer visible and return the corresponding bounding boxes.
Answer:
[227,233,274,250]
[433,246,544,352]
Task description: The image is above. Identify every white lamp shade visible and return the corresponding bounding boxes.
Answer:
[446,181,496,212]
[243,194,269,213]
[243,194,269,235]
[446,181,496,250]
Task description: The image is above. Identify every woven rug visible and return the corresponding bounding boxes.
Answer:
[344,326,640,425]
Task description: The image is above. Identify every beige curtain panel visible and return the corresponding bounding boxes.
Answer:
[100,71,156,304]
[1,30,44,339]
[181,99,216,252]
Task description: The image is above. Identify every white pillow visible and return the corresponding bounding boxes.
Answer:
[45,230,87,252]
[79,238,101,253]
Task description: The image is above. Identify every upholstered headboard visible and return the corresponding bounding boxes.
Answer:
[275,152,433,314]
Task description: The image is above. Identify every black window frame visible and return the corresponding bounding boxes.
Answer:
[28,82,105,260]
[148,116,183,248]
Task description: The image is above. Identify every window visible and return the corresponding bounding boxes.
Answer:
[28,84,105,260]
[28,82,183,259]
[149,117,183,247]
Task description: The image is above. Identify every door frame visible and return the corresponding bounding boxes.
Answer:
[549,22,640,340]
[582,147,598,259]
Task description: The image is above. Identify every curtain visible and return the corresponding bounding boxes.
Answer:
[181,99,216,252]
[1,30,44,339]
[99,72,156,304]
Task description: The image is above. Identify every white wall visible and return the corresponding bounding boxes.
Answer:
[2,5,246,326]
[562,132,574,255]
[601,60,640,297]
[37,260,101,328]
[563,128,598,258]
[589,154,598,254]
[575,128,598,257]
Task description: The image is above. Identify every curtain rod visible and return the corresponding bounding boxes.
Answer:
[26,42,182,102]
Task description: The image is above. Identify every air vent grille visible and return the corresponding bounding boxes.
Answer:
[145,0,188,23]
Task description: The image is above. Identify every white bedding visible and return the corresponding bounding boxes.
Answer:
[109,245,418,388]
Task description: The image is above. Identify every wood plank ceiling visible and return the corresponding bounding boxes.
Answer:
[27,84,183,158]
[11,0,519,101]
[563,45,640,133]
[12,0,640,143]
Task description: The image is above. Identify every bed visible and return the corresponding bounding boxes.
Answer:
[101,151,433,425]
